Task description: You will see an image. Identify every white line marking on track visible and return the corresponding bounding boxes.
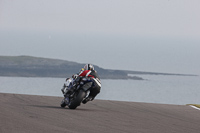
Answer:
[190,105,200,111]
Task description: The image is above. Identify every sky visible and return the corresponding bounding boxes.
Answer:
[0,0,200,75]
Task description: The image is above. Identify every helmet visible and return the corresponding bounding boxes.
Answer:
[84,64,94,70]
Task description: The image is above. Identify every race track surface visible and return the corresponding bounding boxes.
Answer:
[0,93,200,133]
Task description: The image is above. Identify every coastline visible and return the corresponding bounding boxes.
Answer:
[0,93,200,133]
[1,55,197,80]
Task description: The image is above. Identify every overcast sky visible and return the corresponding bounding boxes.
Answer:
[0,0,200,75]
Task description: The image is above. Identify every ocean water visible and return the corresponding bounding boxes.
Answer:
[0,75,200,105]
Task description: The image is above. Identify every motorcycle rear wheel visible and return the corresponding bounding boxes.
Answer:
[68,90,86,109]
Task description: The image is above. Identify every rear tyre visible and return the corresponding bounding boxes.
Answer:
[68,90,86,109]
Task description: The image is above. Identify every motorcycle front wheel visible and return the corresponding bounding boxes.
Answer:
[60,99,67,108]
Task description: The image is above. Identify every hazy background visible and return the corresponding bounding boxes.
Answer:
[0,0,200,75]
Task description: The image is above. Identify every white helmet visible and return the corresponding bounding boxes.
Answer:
[84,64,94,70]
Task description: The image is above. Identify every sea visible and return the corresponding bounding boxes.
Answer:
[0,75,200,105]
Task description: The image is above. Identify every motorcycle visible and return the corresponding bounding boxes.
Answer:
[60,77,93,109]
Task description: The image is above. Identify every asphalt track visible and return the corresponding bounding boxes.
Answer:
[0,93,200,133]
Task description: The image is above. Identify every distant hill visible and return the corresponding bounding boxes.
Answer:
[0,56,197,79]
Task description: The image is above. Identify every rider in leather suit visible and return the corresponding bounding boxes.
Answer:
[79,64,101,104]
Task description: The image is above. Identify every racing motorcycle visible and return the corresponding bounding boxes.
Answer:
[60,77,93,109]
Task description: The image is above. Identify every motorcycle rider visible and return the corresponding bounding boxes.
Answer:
[78,64,101,104]
[62,64,101,104]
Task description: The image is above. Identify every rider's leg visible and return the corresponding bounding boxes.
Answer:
[82,86,101,104]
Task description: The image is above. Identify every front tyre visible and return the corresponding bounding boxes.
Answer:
[60,99,67,108]
[68,90,86,109]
